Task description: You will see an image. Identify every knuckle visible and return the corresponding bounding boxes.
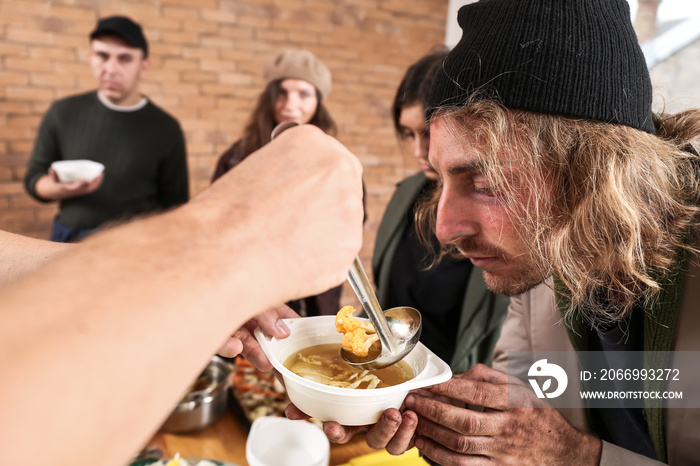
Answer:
[454,436,473,454]
[468,383,488,405]
[458,414,479,434]
[423,399,442,420]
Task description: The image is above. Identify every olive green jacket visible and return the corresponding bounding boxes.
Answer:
[372,172,509,374]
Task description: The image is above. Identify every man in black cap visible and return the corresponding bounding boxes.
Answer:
[24,15,188,243]
[288,0,700,464]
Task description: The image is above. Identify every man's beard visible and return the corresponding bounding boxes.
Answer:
[482,267,544,296]
[455,237,546,296]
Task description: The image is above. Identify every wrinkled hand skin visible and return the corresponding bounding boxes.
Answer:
[296,364,603,465]
[404,364,602,465]
[217,305,300,370]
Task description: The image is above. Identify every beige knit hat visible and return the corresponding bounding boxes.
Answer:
[263,49,332,99]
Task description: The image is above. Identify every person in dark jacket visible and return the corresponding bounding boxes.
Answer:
[24,16,188,243]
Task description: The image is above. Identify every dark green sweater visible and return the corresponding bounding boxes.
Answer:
[25,91,189,229]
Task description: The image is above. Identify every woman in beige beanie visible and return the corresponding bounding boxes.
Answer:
[212,49,340,317]
[212,49,335,179]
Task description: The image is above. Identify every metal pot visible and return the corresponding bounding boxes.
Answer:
[160,355,232,434]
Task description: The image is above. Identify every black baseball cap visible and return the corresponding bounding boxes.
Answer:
[89,15,149,58]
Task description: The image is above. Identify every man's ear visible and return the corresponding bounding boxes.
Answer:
[140,57,150,76]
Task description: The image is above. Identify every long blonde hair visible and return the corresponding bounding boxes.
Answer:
[418,98,700,322]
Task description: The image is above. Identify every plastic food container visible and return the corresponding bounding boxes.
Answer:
[255,316,452,426]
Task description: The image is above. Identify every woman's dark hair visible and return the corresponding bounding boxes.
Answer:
[239,79,337,159]
[392,47,449,135]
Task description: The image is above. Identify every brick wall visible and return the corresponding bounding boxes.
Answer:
[0,0,447,305]
[2,1,699,307]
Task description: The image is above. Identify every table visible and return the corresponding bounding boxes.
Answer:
[142,411,375,465]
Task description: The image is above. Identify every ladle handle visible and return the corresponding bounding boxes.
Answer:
[347,256,399,353]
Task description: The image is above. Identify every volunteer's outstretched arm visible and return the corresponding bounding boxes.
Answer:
[0,125,364,466]
[0,230,71,289]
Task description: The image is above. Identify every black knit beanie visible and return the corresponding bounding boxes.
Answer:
[428,0,655,133]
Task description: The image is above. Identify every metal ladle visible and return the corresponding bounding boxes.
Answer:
[342,256,422,370]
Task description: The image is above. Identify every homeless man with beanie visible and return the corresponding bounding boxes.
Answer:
[212,49,348,317]
[24,16,188,243]
[285,0,700,464]
[373,48,508,370]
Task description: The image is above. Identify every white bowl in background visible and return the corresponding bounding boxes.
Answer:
[51,160,105,182]
[254,315,452,426]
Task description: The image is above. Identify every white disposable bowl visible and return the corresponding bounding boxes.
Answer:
[246,416,330,466]
[255,315,452,426]
[51,160,105,182]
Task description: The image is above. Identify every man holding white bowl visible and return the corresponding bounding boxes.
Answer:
[24,15,189,242]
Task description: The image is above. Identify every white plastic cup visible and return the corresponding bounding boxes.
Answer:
[246,417,330,466]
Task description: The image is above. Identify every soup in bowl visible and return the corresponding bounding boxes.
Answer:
[254,315,452,426]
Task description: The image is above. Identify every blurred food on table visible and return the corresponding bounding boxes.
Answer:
[229,356,289,428]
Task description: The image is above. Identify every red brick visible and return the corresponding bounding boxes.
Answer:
[181,71,218,83]
[217,72,253,86]
[28,46,78,61]
[5,86,55,102]
[200,9,238,24]
[200,35,236,49]
[36,208,59,221]
[8,115,41,129]
[9,195,41,209]
[181,47,219,61]
[255,29,288,42]
[2,0,51,16]
[214,26,254,41]
[161,31,200,45]
[6,28,55,46]
[53,63,90,76]
[163,82,200,96]
[199,60,236,72]
[166,0,218,8]
[0,182,26,196]
[0,167,13,181]
[200,83,242,97]
[161,58,199,71]
[163,5,199,20]
[4,57,54,72]
[0,72,29,85]
[9,140,34,154]
[52,33,89,49]
[0,42,29,56]
[48,5,95,21]
[31,72,78,87]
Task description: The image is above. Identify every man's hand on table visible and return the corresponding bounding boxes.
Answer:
[218,304,300,370]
